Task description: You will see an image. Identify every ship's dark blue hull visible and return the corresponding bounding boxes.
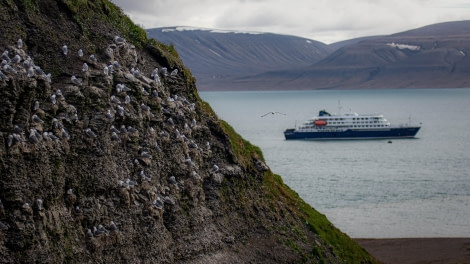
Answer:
[284,127,421,140]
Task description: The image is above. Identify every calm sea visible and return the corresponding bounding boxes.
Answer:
[200,88,470,238]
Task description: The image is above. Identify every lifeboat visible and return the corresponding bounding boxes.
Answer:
[314,120,327,126]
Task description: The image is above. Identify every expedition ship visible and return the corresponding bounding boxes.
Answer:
[284,110,421,140]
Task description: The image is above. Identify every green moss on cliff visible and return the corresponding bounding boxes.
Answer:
[221,122,378,263]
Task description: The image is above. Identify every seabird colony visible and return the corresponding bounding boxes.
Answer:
[1,35,223,240]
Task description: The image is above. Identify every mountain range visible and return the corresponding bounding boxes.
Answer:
[147,21,470,91]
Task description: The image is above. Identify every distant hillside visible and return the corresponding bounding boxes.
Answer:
[148,21,470,90]
[147,27,333,90]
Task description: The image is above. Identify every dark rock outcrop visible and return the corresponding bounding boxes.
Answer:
[0,1,378,263]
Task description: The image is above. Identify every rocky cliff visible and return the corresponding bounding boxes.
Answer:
[0,1,377,263]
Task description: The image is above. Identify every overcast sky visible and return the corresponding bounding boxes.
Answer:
[111,0,470,44]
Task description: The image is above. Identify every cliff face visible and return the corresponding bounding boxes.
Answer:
[0,1,377,263]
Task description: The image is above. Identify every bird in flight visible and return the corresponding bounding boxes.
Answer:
[260,111,287,117]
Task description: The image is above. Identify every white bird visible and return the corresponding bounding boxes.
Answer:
[85,128,97,138]
[170,68,178,76]
[124,95,130,104]
[111,132,120,141]
[78,49,83,57]
[82,62,88,72]
[62,44,68,56]
[110,95,121,104]
[150,67,159,78]
[32,114,44,123]
[103,66,109,76]
[71,75,82,86]
[210,164,219,173]
[260,111,287,117]
[33,101,40,111]
[89,54,97,63]
[110,125,119,134]
[10,55,21,64]
[17,38,23,49]
[50,94,57,105]
[114,36,126,44]
[2,51,10,61]
[61,128,70,140]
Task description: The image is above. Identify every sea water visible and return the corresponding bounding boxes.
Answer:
[200,88,470,238]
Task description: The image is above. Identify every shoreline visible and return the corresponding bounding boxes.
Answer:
[355,237,470,264]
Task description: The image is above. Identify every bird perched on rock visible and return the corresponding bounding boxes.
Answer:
[85,128,97,138]
[78,49,83,57]
[210,164,219,173]
[82,62,88,72]
[62,44,68,56]
[170,68,178,76]
[71,75,82,86]
[32,114,44,123]
[111,132,120,142]
[89,54,97,63]
[17,38,23,49]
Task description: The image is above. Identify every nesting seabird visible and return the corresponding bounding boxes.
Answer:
[32,114,44,123]
[159,130,169,138]
[82,62,88,72]
[110,125,119,134]
[34,198,43,211]
[78,49,83,57]
[119,125,128,134]
[141,87,149,96]
[52,118,61,129]
[61,128,70,140]
[17,38,23,49]
[210,164,219,173]
[71,75,82,86]
[85,128,97,138]
[112,60,121,69]
[114,36,126,44]
[111,132,120,141]
[86,229,94,238]
[48,132,59,141]
[150,67,159,78]
[103,66,109,76]
[23,56,32,68]
[124,95,130,104]
[109,221,118,231]
[141,151,152,159]
[29,128,39,143]
[169,176,177,185]
[140,103,150,111]
[205,141,211,150]
[0,70,9,81]
[1,50,10,61]
[167,117,175,126]
[10,54,21,64]
[170,68,178,76]
[89,54,97,63]
[62,44,68,56]
[3,64,17,74]
[50,94,57,105]
[127,126,138,133]
[110,95,121,104]
[152,90,159,98]
[33,100,40,111]
[160,67,168,76]
[105,109,114,119]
